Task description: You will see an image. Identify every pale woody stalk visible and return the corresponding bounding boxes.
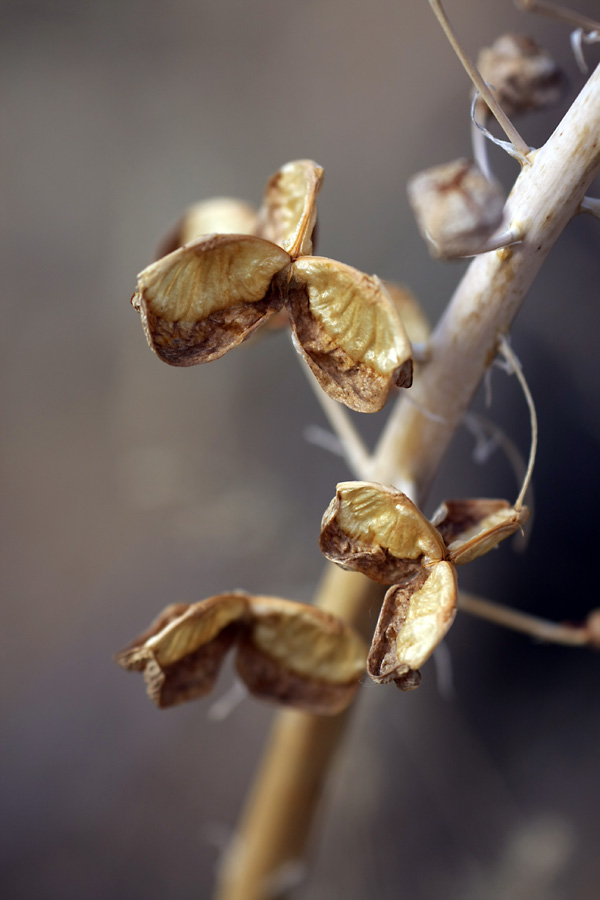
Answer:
[215,64,600,900]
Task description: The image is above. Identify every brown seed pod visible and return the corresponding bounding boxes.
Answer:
[407,158,505,259]
[116,592,367,715]
[256,159,323,259]
[367,561,457,687]
[132,161,414,412]
[287,260,413,413]
[319,481,445,584]
[476,33,566,120]
[431,497,529,565]
[133,234,291,365]
[319,481,530,691]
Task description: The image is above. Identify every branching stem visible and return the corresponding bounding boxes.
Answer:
[458,591,591,646]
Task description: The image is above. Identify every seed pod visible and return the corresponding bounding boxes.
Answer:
[116,592,367,714]
[237,596,367,715]
[133,234,291,365]
[367,561,457,688]
[320,481,445,584]
[476,33,566,120]
[407,158,505,259]
[287,260,413,413]
[132,161,414,413]
[431,498,529,565]
[257,159,324,259]
[156,198,259,259]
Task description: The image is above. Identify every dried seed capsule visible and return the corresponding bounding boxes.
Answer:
[320,481,445,584]
[476,33,566,120]
[287,259,413,413]
[116,592,367,714]
[156,198,259,259]
[237,596,367,715]
[407,158,505,259]
[431,497,529,565]
[367,561,457,687]
[133,233,291,365]
[257,159,324,259]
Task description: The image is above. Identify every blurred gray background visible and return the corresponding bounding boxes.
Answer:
[2,1,599,898]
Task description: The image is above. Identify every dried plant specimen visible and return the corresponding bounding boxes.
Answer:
[320,481,528,688]
[132,160,412,412]
[117,591,367,715]
[407,158,506,258]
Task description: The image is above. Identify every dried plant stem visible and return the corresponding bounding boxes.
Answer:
[458,591,591,645]
[214,64,600,900]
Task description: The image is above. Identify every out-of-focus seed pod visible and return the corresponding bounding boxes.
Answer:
[116,592,367,715]
[476,33,566,120]
[407,158,505,259]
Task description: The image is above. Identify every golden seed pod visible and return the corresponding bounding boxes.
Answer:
[320,481,445,584]
[476,33,566,120]
[116,592,367,715]
[431,498,530,565]
[367,561,457,688]
[287,259,413,413]
[257,159,324,259]
[131,160,415,413]
[407,158,505,259]
[133,234,291,365]
[156,197,259,259]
